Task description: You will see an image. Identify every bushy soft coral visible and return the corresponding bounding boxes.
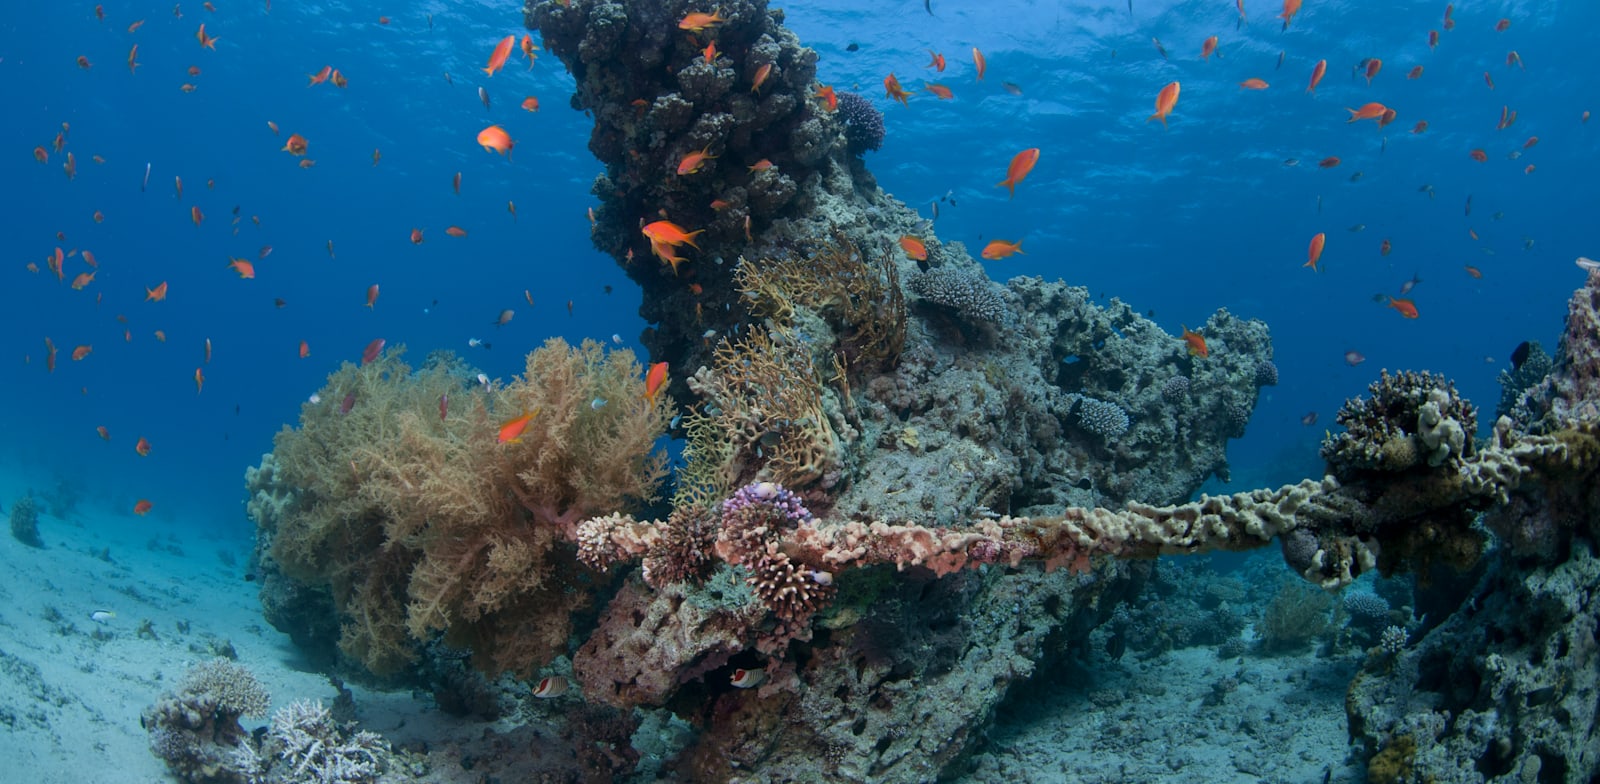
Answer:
[254,340,672,678]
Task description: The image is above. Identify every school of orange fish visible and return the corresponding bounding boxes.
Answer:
[22,1,1586,516]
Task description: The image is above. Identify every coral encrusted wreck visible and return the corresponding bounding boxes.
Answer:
[238,0,1600,780]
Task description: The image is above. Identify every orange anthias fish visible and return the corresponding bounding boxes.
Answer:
[925,83,953,100]
[1304,232,1326,271]
[453,171,462,194]
[366,284,380,308]
[1469,149,1488,162]
[521,96,540,112]
[995,148,1040,198]
[72,345,93,361]
[1201,36,1218,60]
[677,145,717,175]
[899,236,928,261]
[196,23,217,48]
[362,337,386,364]
[1279,0,1302,31]
[308,65,332,85]
[884,73,912,105]
[483,35,516,76]
[1239,78,1269,90]
[521,35,537,65]
[645,362,669,402]
[71,271,96,290]
[815,85,837,111]
[191,205,204,225]
[97,426,110,441]
[194,367,204,393]
[134,500,153,516]
[299,340,310,358]
[1148,81,1181,127]
[1180,325,1208,358]
[642,220,704,249]
[204,337,212,364]
[477,125,514,156]
[926,50,946,72]
[282,133,308,155]
[749,63,773,93]
[973,47,986,80]
[678,11,726,32]
[445,226,468,237]
[981,239,1024,260]
[45,338,57,372]
[411,228,424,244]
[1407,66,1423,80]
[1364,58,1382,84]
[227,257,255,278]
[497,411,538,444]
[146,281,169,301]
[1387,297,1419,318]
[135,436,152,456]
[1346,102,1389,123]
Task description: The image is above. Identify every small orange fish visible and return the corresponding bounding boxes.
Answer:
[72,345,93,361]
[180,83,197,93]
[282,133,308,155]
[155,330,167,342]
[520,96,539,112]
[678,10,725,32]
[1148,81,1180,127]
[645,362,669,401]
[366,284,380,308]
[146,281,169,301]
[1318,156,1341,168]
[128,19,145,33]
[1412,120,1429,134]
[477,125,514,156]
[1279,0,1301,31]
[1469,149,1488,162]
[1407,65,1423,80]
[445,226,468,237]
[747,159,773,172]
[196,23,217,49]
[884,73,911,105]
[926,50,946,72]
[191,205,204,225]
[677,145,717,175]
[33,146,47,163]
[83,251,97,268]
[93,210,104,223]
[508,201,518,222]
[308,65,332,85]
[1484,71,1496,90]
[331,70,347,88]
[1387,297,1419,318]
[973,48,987,80]
[981,239,1024,260]
[362,337,385,364]
[77,55,92,69]
[484,35,516,76]
[814,85,837,111]
[1463,265,1482,279]
[128,44,140,73]
[1239,78,1269,90]
[521,34,537,65]
[97,426,110,441]
[702,40,717,64]
[642,220,704,249]
[899,236,928,260]
[1380,238,1392,256]
[996,148,1041,198]
[71,271,96,290]
[299,340,310,358]
[64,152,77,179]
[135,436,152,456]
[1201,36,1218,60]
[204,337,212,364]
[410,228,424,244]
[134,500,153,516]
[1346,102,1389,123]
[227,257,255,278]
[194,367,204,393]
[1180,325,1208,358]
[497,411,537,444]
[925,83,953,99]
[1364,58,1382,84]
[1507,51,1524,70]
[1494,18,1510,32]
[1305,232,1326,271]
[1525,164,1536,175]
[267,120,279,135]
[750,63,773,93]
[524,289,534,306]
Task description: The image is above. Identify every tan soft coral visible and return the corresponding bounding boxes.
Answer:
[258,341,672,678]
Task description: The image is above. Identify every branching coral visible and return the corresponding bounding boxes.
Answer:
[254,340,671,678]
[143,659,271,784]
[685,324,844,492]
[1319,370,1477,478]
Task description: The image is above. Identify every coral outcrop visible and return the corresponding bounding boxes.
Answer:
[8,493,41,548]
[143,659,271,784]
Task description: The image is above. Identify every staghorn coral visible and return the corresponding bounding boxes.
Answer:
[253,340,671,678]
[260,700,387,784]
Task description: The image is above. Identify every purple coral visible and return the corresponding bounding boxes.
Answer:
[836,91,884,155]
[722,481,814,528]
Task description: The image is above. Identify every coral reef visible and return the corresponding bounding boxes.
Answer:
[143,659,271,784]
[8,493,41,548]
[1256,581,1332,653]
[259,700,388,784]
[248,341,670,678]
[1320,370,1477,477]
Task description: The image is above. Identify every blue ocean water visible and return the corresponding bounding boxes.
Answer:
[2,0,1595,532]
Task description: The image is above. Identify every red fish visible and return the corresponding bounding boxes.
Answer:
[1463,265,1482,279]
[410,228,424,244]
[476,125,514,156]
[308,65,332,85]
[1239,78,1269,90]
[749,63,773,93]
[677,145,717,175]
[134,500,153,516]
[97,426,110,441]
[1494,18,1510,32]
[483,35,515,76]
[645,362,669,401]
[973,48,986,80]
[497,411,537,444]
[1380,238,1392,256]
[146,281,169,301]
[135,436,152,456]
[925,83,953,100]
[883,73,911,105]
[227,258,255,278]
[814,85,836,112]
[995,148,1041,198]
[72,345,92,361]
[1279,0,1301,31]
[1469,149,1488,162]
[1346,102,1389,123]
[194,367,204,393]
[366,284,379,308]
[521,96,540,112]
[1305,232,1326,271]
[1148,81,1181,127]
[362,338,385,364]
[1364,58,1382,84]
[1201,36,1218,60]
[299,340,310,358]
[1180,325,1208,358]
[1318,156,1341,168]
[191,205,204,225]
[282,133,308,155]
[899,236,928,261]
[678,11,725,32]
[1429,30,1439,50]
[1407,66,1423,80]
[1387,297,1419,318]
[981,239,1024,260]
[926,51,945,72]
